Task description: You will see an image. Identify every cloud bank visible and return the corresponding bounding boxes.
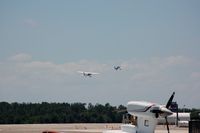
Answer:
[0,53,199,108]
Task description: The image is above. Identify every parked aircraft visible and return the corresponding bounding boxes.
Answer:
[158,112,190,127]
[103,92,175,133]
[77,71,99,77]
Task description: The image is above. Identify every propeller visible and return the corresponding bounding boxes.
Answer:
[165,92,175,133]
[166,92,175,109]
[165,116,170,133]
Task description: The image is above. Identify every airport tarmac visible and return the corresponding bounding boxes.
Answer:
[0,123,188,133]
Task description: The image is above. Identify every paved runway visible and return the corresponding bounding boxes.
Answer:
[0,124,188,133]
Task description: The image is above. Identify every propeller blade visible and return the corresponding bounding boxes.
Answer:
[166,92,175,109]
[165,116,170,133]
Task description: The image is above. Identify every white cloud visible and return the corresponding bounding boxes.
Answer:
[190,72,200,79]
[23,19,38,28]
[162,56,191,67]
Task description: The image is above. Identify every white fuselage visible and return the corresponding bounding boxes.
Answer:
[104,101,162,133]
[103,92,175,133]
[127,101,158,133]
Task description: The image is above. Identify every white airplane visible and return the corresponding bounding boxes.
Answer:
[103,92,175,133]
[114,66,122,71]
[77,71,100,77]
[157,112,190,125]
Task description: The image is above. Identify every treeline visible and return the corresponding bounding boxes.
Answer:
[0,102,126,124]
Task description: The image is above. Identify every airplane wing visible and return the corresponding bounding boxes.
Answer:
[89,72,99,75]
[77,71,99,74]
[77,71,84,74]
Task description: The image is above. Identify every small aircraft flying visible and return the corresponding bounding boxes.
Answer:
[104,92,175,133]
[114,66,122,70]
[77,71,99,77]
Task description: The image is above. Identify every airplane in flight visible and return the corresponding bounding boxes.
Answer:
[114,66,122,71]
[77,71,100,77]
[104,92,175,133]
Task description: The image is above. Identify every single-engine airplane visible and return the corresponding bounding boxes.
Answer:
[114,66,121,71]
[104,92,175,133]
[77,71,99,77]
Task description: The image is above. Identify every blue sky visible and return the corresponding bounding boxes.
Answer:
[0,0,200,108]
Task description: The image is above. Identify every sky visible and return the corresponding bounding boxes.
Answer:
[0,0,200,108]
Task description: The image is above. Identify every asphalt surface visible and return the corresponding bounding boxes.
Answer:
[0,124,188,133]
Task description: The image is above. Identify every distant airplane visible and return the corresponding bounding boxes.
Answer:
[114,66,121,71]
[77,71,99,77]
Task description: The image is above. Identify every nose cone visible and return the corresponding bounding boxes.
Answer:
[160,107,173,117]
